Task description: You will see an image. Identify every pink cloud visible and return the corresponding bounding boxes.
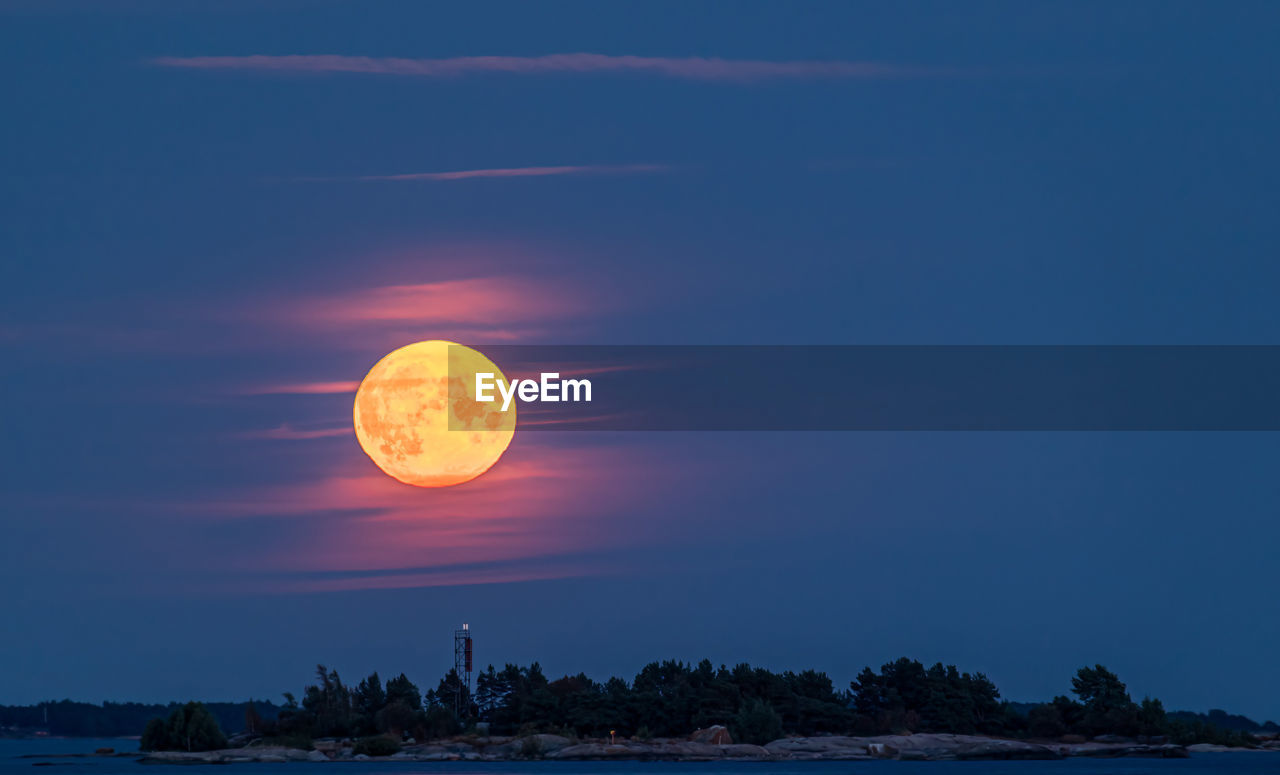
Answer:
[272,276,585,331]
[151,53,957,82]
[244,381,360,395]
[188,239,626,355]
[177,440,669,590]
[279,564,596,594]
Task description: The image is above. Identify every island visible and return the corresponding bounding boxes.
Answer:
[7,657,1279,763]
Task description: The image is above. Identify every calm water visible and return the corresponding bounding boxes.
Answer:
[2,740,1275,775]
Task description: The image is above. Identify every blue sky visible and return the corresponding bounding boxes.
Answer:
[2,1,1279,720]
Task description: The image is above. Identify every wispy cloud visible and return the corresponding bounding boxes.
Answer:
[244,380,359,395]
[251,551,625,594]
[269,276,585,332]
[235,423,352,440]
[316,164,669,183]
[177,441,666,591]
[151,53,959,82]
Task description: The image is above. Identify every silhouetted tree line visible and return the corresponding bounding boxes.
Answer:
[1018,664,1266,746]
[472,660,848,743]
[1170,708,1280,734]
[0,699,277,738]
[12,657,1274,750]
[236,658,1277,747]
[250,665,459,745]
[848,657,1004,736]
[140,702,228,752]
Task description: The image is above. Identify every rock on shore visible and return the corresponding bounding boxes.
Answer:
[139,747,329,764]
[133,733,1208,763]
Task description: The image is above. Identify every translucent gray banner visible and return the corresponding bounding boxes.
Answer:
[449,345,1280,431]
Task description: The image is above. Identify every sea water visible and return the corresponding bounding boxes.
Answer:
[1,740,1275,775]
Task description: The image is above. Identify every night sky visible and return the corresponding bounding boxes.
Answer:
[2,1,1279,721]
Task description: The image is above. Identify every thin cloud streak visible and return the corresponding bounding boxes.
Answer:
[173,442,666,591]
[273,277,586,330]
[281,566,590,594]
[151,53,961,82]
[235,424,352,440]
[261,553,621,594]
[319,164,670,182]
[244,380,359,395]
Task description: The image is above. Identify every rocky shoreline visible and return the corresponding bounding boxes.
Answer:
[131,728,1280,764]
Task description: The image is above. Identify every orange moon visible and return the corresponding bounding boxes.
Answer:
[353,341,515,487]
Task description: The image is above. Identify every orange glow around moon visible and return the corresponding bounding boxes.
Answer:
[353,340,515,487]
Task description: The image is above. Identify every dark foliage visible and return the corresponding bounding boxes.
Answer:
[1168,709,1280,734]
[732,699,783,745]
[0,699,277,737]
[1014,666,1265,747]
[139,702,228,752]
[472,659,851,738]
[850,657,1004,735]
[352,735,401,756]
[259,665,431,742]
[7,657,1271,751]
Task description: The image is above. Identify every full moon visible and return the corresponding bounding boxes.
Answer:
[353,340,515,487]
